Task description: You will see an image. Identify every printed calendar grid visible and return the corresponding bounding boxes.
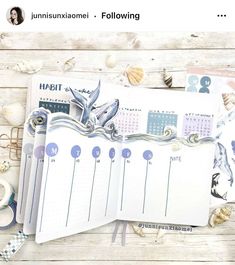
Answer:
[147,111,178,135]
[182,114,213,137]
[112,108,142,134]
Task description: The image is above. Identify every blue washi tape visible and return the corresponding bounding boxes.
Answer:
[0,201,17,230]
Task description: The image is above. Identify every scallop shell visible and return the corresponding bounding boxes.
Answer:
[222,93,235,111]
[163,69,173,88]
[0,161,10,173]
[63,57,76,72]
[209,206,232,227]
[105,55,117,68]
[126,67,144,86]
[131,223,145,237]
[13,60,43,74]
[1,102,25,126]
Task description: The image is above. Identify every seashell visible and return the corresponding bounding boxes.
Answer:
[0,161,10,173]
[209,206,232,227]
[155,228,166,243]
[13,60,43,74]
[188,133,199,144]
[131,223,145,237]
[26,108,50,136]
[163,126,177,138]
[105,55,117,68]
[163,68,173,88]
[0,102,25,126]
[171,142,181,151]
[63,57,76,72]
[222,93,235,111]
[125,67,144,86]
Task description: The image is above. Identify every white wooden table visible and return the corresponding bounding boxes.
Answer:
[0,32,235,264]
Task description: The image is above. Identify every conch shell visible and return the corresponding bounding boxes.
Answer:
[63,57,76,72]
[222,93,235,111]
[209,206,232,227]
[0,161,10,173]
[163,68,173,88]
[0,102,25,126]
[125,67,144,85]
[13,60,43,74]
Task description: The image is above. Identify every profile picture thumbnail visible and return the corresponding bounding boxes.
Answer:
[7,7,25,25]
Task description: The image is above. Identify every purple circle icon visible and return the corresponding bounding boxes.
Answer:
[71,145,81,158]
[34,145,45,159]
[143,150,153,161]
[92,146,101,158]
[231,141,235,154]
[122,148,131,159]
[23,143,33,155]
[109,148,115,159]
[46,143,58,157]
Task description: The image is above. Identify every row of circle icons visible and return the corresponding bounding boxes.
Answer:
[24,143,154,161]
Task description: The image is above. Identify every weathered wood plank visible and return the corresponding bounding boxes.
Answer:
[1,207,235,236]
[1,261,235,265]
[0,50,235,88]
[0,234,234,261]
[1,32,235,49]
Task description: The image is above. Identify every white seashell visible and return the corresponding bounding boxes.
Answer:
[131,223,145,237]
[171,142,181,151]
[125,67,144,86]
[105,55,117,68]
[209,206,232,227]
[63,57,76,72]
[13,60,43,74]
[155,228,166,243]
[1,102,25,126]
[0,161,10,173]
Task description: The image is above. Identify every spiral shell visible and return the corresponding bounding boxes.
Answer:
[163,126,177,138]
[209,206,232,227]
[0,161,10,173]
[126,67,144,86]
[105,55,117,68]
[63,57,76,72]
[188,133,199,144]
[26,108,50,136]
[163,69,173,88]
[222,93,235,111]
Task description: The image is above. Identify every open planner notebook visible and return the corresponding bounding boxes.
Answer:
[16,75,219,243]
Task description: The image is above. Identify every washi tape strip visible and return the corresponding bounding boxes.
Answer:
[0,201,17,230]
[0,231,28,262]
[0,178,15,209]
